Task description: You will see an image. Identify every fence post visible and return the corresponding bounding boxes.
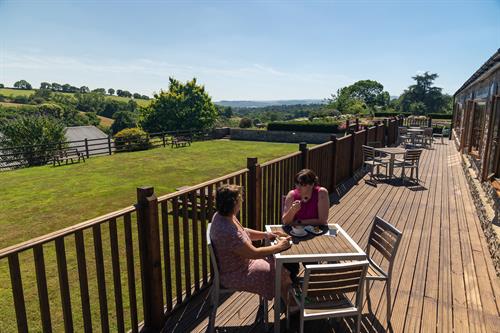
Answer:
[364,128,368,145]
[84,138,89,158]
[247,158,261,230]
[355,118,360,131]
[330,135,338,191]
[383,119,389,146]
[136,186,165,331]
[349,133,355,177]
[162,133,166,147]
[428,116,432,128]
[299,142,309,170]
[107,136,112,155]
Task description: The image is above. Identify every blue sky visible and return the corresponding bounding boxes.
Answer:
[1,0,499,100]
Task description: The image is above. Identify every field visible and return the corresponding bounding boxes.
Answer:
[0,88,151,107]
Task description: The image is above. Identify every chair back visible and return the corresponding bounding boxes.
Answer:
[398,127,408,135]
[302,261,369,308]
[423,128,433,137]
[362,145,375,161]
[207,223,221,288]
[367,216,402,275]
[404,149,422,164]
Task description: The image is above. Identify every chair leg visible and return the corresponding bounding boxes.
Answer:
[416,166,420,183]
[366,279,372,313]
[356,313,362,333]
[299,312,304,333]
[386,279,392,325]
[262,297,268,329]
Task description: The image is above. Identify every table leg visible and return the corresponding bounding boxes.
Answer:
[274,260,282,333]
[389,154,395,178]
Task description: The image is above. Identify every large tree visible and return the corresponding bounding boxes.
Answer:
[108,88,115,95]
[328,79,389,115]
[13,80,32,90]
[140,77,218,132]
[398,72,449,114]
[0,116,66,166]
[111,111,136,134]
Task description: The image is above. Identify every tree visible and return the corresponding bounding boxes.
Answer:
[140,77,218,132]
[108,88,115,95]
[75,92,105,114]
[0,116,66,166]
[111,111,136,134]
[40,82,51,90]
[51,82,62,91]
[116,89,123,97]
[398,72,448,114]
[328,79,389,115]
[79,86,90,93]
[0,83,4,88]
[141,95,150,100]
[121,90,132,98]
[133,93,141,99]
[62,84,72,92]
[239,117,252,128]
[13,80,32,90]
[92,88,106,94]
[217,105,233,118]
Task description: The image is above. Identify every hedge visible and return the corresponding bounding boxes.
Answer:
[374,112,452,119]
[428,113,453,119]
[267,121,340,133]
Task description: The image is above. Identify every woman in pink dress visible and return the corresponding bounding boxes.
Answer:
[282,169,329,225]
[210,184,296,304]
[281,169,330,281]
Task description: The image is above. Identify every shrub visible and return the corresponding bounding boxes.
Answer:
[374,112,411,117]
[114,127,150,152]
[239,117,252,128]
[13,95,30,104]
[428,113,452,119]
[267,121,340,133]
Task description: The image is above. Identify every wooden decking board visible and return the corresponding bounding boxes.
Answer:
[163,142,500,333]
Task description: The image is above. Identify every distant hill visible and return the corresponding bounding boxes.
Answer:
[215,99,326,108]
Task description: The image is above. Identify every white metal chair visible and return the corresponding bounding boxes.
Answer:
[207,223,268,332]
[364,216,403,324]
[286,261,369,333]
[393,149,423,185]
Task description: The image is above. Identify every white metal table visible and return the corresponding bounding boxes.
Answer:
[266,223,366,333]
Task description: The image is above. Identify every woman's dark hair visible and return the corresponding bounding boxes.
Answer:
[294,169,319,186]
[215,184,242,216]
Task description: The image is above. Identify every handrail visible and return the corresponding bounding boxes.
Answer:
[308,140,333,151]
[260,151,302,167]
[0,205,136,259]
[157,168,249,203]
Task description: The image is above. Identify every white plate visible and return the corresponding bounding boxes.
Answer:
[289,229,307,237]
[304,225,324,235]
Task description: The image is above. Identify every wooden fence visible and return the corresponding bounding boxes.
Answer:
[0,118,402,332]
[0,129,212,170]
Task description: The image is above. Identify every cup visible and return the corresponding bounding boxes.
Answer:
[292,225,305,235]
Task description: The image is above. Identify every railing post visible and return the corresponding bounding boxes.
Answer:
[84,138,89,158]
[364,127,368,145]
[428,116,432,128]
[162,133,166,147]
[136,187,165,331]
[330,135,338,191]
[299,142,309,170]
[383,119,389,146]
[247,158,261,230]
[355,118,360,131]
[349,133,355,177]
[107,135,112,155]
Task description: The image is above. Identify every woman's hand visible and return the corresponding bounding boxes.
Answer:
[271,230,289,239]
[291,200,301,212]
[275,237,292,252]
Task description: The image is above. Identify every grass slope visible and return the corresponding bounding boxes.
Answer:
[0,88,151,107]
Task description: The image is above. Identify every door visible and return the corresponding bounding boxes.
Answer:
[486,96,500,179]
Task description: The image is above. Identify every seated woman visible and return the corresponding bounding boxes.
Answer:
[210,184,295,304]
[282,169,329,225]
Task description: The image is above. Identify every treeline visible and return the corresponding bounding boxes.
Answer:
[5,79,150,99]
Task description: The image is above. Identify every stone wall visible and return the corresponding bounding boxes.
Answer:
[228,128,337,144]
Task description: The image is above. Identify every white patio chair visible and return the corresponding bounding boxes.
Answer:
[207,223,268,332]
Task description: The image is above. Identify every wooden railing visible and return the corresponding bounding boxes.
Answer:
[0,117,403,332]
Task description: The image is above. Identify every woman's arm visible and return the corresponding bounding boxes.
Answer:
[244,228,267,241]
[282,191,299,225]
[300,187,329,225]
[233,237,291,259]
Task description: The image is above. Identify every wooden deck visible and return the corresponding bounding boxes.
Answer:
[162,141,500,333]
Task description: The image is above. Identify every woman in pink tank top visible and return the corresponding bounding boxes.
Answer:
[282,169,329,225]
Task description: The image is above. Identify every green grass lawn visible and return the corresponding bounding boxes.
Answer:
[0,140,298,247]
[0,140,299,332]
